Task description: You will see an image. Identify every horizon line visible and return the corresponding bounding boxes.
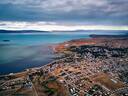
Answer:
[0,21,128,31]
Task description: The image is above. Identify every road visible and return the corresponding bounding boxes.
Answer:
[28,76,39,96]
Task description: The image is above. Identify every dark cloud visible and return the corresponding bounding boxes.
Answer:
[0,0,128,25]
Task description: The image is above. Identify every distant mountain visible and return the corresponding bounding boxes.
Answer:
[0,29,98,33]
[54,30,128,33]
[0,30,50,33]
[0,30,128,35]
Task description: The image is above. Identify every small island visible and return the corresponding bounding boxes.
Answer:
[2,40,10,42]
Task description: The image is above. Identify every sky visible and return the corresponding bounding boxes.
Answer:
[0,0,128,31]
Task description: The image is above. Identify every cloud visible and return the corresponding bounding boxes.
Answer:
[0,21,128,31]
[0,0,128,25]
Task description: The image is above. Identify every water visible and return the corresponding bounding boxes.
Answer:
[0,32,89,46]
[0,32,90,75]
[0,31,127,75]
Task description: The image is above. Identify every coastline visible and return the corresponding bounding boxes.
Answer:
[1,35,128,76]
[0,35,128,96]
[0,35,128,76]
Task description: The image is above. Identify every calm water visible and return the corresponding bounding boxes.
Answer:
[0,32,90,75]
[0,32,90,46]
[0,31,127,75]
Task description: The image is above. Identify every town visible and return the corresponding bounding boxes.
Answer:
[0,37,128,96]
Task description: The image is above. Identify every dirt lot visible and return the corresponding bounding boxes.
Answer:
[93,73,126,91]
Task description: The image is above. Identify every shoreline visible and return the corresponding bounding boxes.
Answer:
[0,36,128,96]
[1,35,128,76]
[0,44,56,75]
